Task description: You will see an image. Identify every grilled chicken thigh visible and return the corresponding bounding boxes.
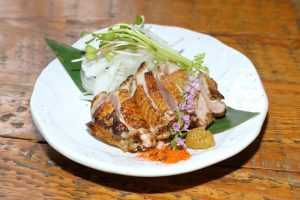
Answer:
[88,62,226,152]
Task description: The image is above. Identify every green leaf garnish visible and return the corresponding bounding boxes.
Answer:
[208,106,259,134]
[191,53,209,74]
[45,38,85,92]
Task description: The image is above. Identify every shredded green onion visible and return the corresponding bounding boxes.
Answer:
[80,16,208,74]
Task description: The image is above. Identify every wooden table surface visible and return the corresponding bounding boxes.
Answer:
[1,0,300,199]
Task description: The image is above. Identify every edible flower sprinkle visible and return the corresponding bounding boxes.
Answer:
[170,74,201,149]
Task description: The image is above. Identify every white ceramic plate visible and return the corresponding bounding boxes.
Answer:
[31,25,268,177]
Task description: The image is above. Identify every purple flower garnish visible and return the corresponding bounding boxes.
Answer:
[187,99,194,106]
[184,85,191,93]
[192,82,200,91]
[188,75,196,82]
[171,74,202,149]
[182,114,190,122]
[190,88,196,96]
[179,103,186,110]
[186,104,194,113]
[172,122,180,132]
[176,137,187,148]
[183,123,189,131]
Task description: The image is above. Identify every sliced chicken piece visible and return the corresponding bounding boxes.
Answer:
[87,121,128,151]
[111,111,129,136]
[133,85,162,127]
[144,70,175,140]
[161,61,182,74]
[155,65,188,110]
[91,91,108,115]
[199,74,226,117]
[167,69,188,90]
[194,92,214,126]
[111,87,155,151]
[115,73,159,151]
[91,87,131,136]
[87,120,143,152]
[120,97,150,129]
[135,62,158,109]
[144,71,168,113]
[110,89,137,134]
[152,67,176,113]
[159,75,182,106]
[119,75,134,91]
[160,66,216,127]
[134,62,170,128]
[165,69,216,125]
[92,90,154,151]
[93,100,115,129]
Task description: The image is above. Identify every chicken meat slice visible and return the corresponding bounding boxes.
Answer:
[144,71,168,113]
[152,66,177,112]
[91,91,109,115]
[111,88,153,151]
[198,73,226,117]
[154,64,188,110]
[134,62,171,129]
[164,69,214,127]
[194,92,214,127]
[92,93,114,129]
[161,61,182,74]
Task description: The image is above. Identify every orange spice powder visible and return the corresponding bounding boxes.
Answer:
[137,147,190,164]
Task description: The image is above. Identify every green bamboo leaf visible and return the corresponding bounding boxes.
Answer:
[45,38,86,92]
[208,106,259,134]
[45,38,260,134]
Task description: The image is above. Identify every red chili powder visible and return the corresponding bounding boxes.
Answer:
[137,147,190,164]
